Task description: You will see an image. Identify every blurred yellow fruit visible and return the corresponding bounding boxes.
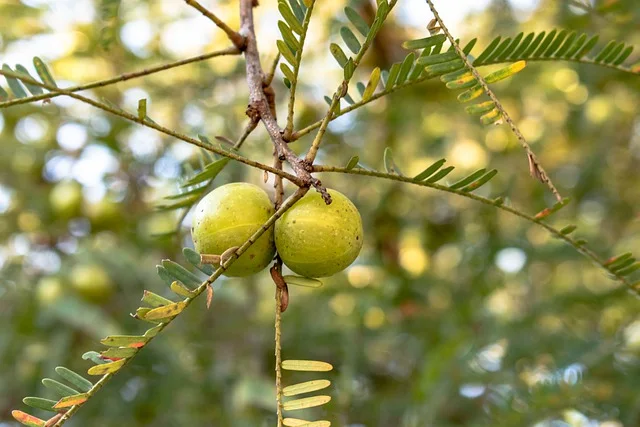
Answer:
[70,264,114,303]
[49,180,82,219]
[85,197,121,229]
[35,276,64,305]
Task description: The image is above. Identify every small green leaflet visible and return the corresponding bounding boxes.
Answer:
[345,156,359,170]
[330,43,349,68]
[340,27,361,54]
[54,367,93,392]
[344,6,370,37]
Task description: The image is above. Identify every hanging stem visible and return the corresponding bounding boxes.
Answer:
[274,283,284,426]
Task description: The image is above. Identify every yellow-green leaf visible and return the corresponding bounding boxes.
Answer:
[283,419,331,427]
[445,74,477,90]
[144,300,187,320]
[283,275,323,288]
[137,98,147,121]
[100,335,149,348]
[53,393,89,409]
[171,280,196,297]
[465,101,495,115]
[144,324,163,338]
[87,358,126,376]
[283,395,331,411]
[362,67,380,101]
[283,379,331,397]
[282,360,333,372]
[11,410,45,427]
[457,85,484,103]
[345,156,359,170]
[330,43,349,68]
[101,347,137,359]
[141,290,173,308]
[484,60,526,84]
[480,108,502,125]
[281,63,296,83]
[278,2,303,34]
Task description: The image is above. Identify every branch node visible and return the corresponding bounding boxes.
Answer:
[245,103,261,122]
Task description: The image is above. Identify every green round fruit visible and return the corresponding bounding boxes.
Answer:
[191,183,276,277]
[70,264,114,303]
[49,180,82,218]
[36,276,64,305]
[275,189,363,278]
[85,197,121,229]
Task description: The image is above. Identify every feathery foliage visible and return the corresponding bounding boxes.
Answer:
[2,1,640,426]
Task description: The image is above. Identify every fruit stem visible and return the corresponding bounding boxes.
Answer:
[274,273,284,427]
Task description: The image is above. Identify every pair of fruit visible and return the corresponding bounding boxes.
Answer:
[36,264,114,306]
[191,183,363,278]
[49,180,121,227]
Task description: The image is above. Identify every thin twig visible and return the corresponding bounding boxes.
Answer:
[291,57,638,141]
[233,118,260,148]
[270,263,290,427]
[273,274,285,427]
[239,0,331,202]
[0,47,240,110]
[0,68,302,185]
[273,156,285,210]
[185,0,246,50]
[175,122,257,240]
[264,53,281,87]
[283,0,316,140]
[425,0,562,202]
[312,164,639,297]
[292,75,428,141]
[303,0,398,165]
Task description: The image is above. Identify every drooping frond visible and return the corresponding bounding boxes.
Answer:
[0,57,58,101]
[12,248,219,426]
[470,30,636,72]
[281,360,333,426]
[295,29,637,140]
[277,0,316,136]
[311,162,640,298]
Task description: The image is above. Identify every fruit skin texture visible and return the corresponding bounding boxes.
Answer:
[275,189,363,278]
[191,183,276,277]
[70,264,114,303]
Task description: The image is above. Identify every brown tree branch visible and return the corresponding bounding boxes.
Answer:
[185,0,247,50]
[0,69,302,185]
[239,0,331,203]
[0,47,240,110]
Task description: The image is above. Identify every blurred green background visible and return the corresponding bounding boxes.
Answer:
[1,0,640,426]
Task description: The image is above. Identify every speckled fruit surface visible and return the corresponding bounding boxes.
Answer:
[275,189,363,278]
[191,183,275,277]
